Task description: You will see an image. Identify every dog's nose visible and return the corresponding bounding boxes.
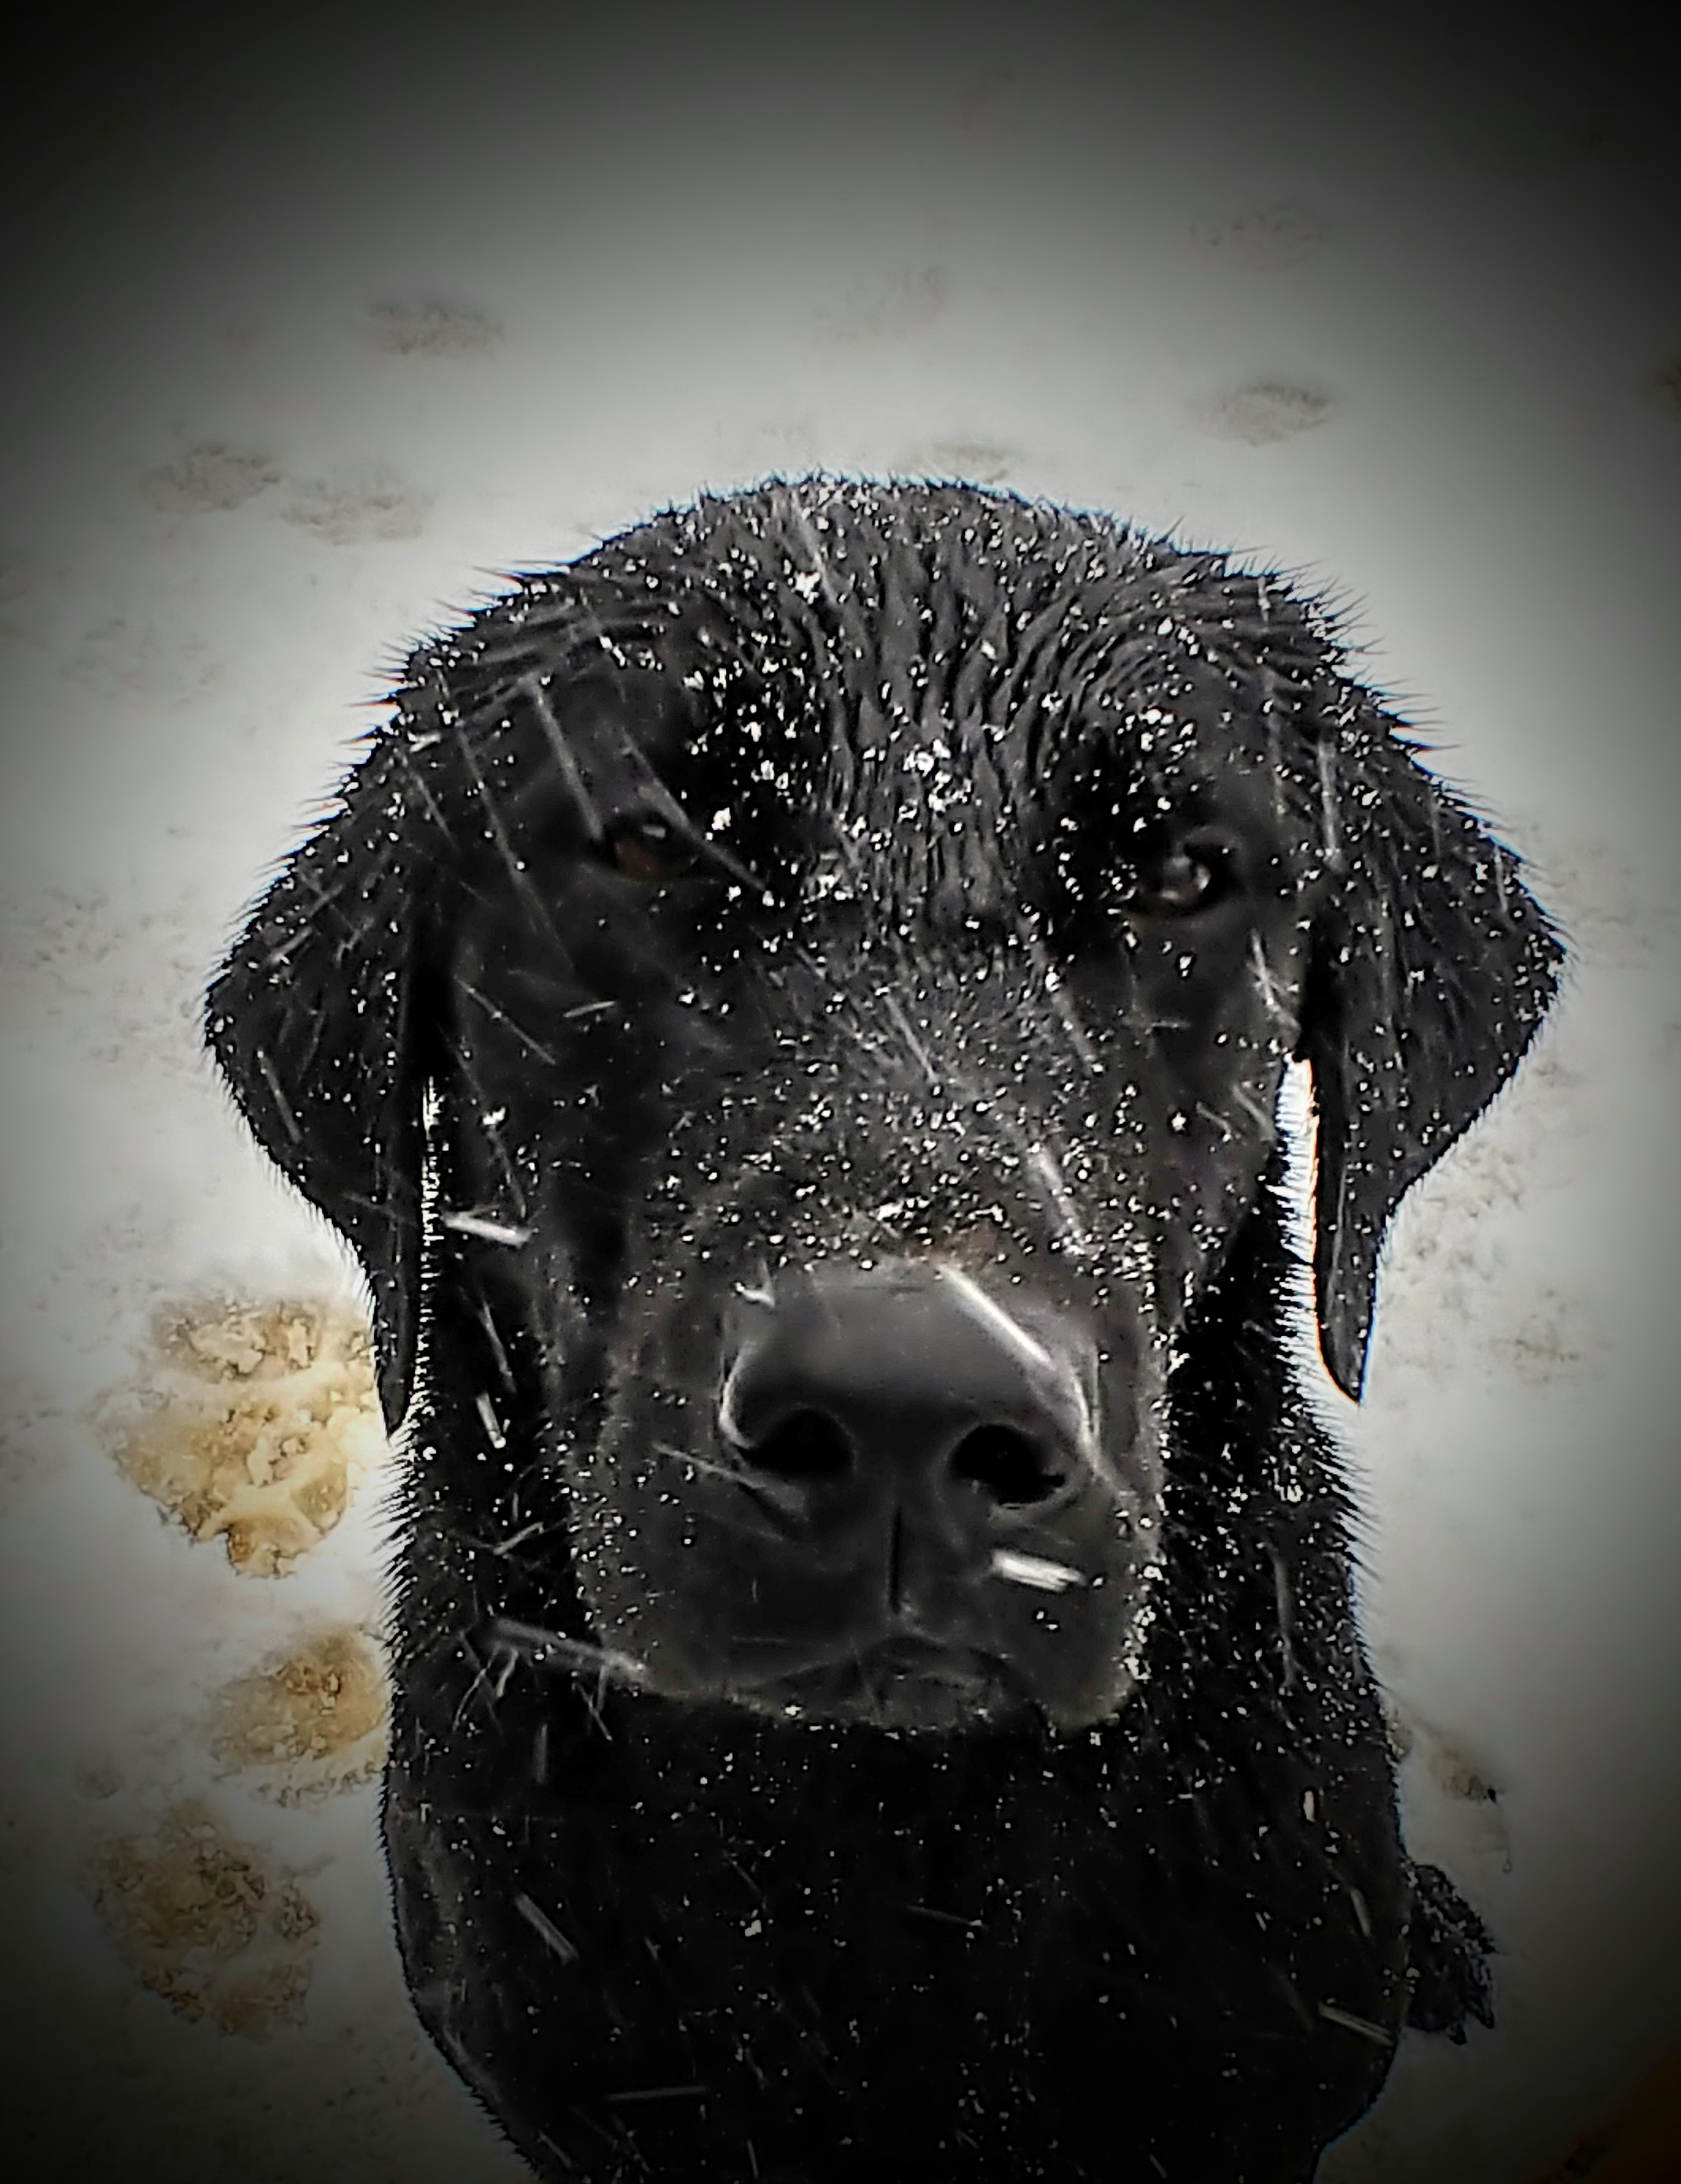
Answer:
[718,1263,1095,1521]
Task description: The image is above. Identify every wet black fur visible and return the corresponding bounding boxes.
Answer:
[207,480,1558,2182]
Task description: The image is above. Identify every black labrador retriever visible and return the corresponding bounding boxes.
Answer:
[207,480,1559,2182]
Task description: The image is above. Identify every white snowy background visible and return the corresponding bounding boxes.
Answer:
[2,6,1678,2179]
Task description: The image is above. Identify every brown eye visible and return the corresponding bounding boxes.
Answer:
[606,815,699,883]
[1129,835,1232,918]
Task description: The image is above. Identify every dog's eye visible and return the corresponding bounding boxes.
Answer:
[605,814,700,883]
[1127,834,1234,918]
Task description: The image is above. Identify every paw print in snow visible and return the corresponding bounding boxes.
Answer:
[85,1800,321,2035]
[103,1300,386,1574]
[209,1626,390,1803]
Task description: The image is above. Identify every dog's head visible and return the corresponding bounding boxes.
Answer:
[208,481,1559,1732]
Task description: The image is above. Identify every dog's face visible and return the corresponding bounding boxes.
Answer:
[443,659,1330,1730]
[208,483,1561,1740]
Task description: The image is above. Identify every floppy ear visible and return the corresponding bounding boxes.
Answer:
[205,736,444,1434]
[1301,702,1562,1400]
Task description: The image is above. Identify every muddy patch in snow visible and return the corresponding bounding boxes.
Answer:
[366,295,503,356]
[85,1798,321,2035]
[140,444,284,516]
[1195,198,1334,268]
[1195,379,1338,445]
[281,461,433,544]
[101,1299,385,1575]
[208,1625,391,1804]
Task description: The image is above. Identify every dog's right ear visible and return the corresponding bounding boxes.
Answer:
[205,737,443,1435]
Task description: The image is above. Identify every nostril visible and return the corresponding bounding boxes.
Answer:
[735,1408,853,1481]
[951,1425,1070,1508]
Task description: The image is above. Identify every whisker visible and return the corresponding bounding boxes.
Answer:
[488,1618,648,1687]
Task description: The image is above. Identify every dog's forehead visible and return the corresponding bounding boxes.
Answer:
[582,588,1312,820]
[439,484,1338,879]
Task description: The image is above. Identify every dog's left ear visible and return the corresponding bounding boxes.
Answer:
[1300,699,1562,1400]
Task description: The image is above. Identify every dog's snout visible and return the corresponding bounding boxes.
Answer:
[718,1263,1092,1519]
